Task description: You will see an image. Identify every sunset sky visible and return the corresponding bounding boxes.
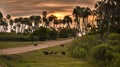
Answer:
[0,0,98,19]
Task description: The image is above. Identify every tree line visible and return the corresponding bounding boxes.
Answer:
[0,0,120,36]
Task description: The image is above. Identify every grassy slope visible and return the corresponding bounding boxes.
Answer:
[0,43,93,67]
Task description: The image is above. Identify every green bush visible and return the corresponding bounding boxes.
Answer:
[106,40,119,46]
[90,44,115,66]
[70,47,87,59]
[59,28,69,38]
[59,28,76,38]
[69,34,100,52]
[49,29,58,40]
[107,33,120,41]
[113,57,120,67]
[33,27,50,41]
[0,33,33,41]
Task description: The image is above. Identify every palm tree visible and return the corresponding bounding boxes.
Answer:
[22,18,30,33]
[94,0,116,41]
[42,11,49,27]
[0,11,3,20]
[18,17,24,33]
[0,11,3,32]
[73,6,82,33]
[27,19,32,33]
[14,18,20,33]
[9,19,13,32]
[63,15,72,29]
[81,7,91,33]
[58,19,63,30]
[6,15,12,32]
[30,15,41,31]
[48,15,57,27]
[34,16,41,29]
[91,10,97,26]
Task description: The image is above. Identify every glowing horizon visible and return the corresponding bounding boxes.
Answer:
[0,0,98,18]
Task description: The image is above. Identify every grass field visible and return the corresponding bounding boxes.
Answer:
[0,41,41,49]
[0,43,93,67]
[0,37,73,49]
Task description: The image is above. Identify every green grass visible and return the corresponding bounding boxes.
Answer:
[0,37,73,49]
[0,41,41,49]
[0,43,93,67]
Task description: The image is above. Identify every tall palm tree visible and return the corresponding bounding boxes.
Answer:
[30,15,41,31]
[27,19,32,33]
[9,19,13,32]
[22,18,30,33]
[63,15,72,29]
[42,11,49,27]
[73,6,82,33]
[14,18,20,33]
[0,11,3,20]
[81,7,91,33]
[0,11,3,32]
[34,16,41,29]
[48,15,57,27]
[91,10,97,26]
[6,15,12,32]
[18,17,24,33]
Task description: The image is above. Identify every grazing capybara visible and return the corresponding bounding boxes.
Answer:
[49,51,53,54]
[54,52,57,54]
[43,51,49,55]
[34,44,37,46]
[60,44,64,47]
[61,52,66,55]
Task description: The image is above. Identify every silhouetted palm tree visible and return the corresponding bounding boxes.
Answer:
[34,16,41,29]
[42,11,49,27]
[81,7,91,33]
[63,15,72,29]
[73,6,82,33]
[14,18,20,33]
[30,15,41,31]
[0,11,3,20]
[48,15,57,27]
[0,11,3,32]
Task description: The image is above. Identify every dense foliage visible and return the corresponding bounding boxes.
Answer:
[69,33,120,67]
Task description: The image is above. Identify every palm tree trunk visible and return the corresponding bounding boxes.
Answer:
[67,23,71,29]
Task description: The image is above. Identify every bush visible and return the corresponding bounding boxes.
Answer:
[59,28,76,38]
[33,27,50,41]
[70,47,87,59]
[0,33,33,41]
[59,28,69,38]
[90,44,115,66]
[107,33,120,41]
[113,57,120,67]
[49,29,58,40]
[69,34,100,52]
[106,40,119,46]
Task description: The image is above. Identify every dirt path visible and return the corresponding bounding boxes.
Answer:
[0,39,73,55]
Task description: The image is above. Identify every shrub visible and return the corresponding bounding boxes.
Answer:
[107,33,120,41]
[49,29,58,40]
[114,45,120,53]
[0,33,33,41]
[70,47,87,59]
[113,57,120,67]
[90,44,115,66]
[59,28,69,38]
[33,27,50,41]
[59,28,76,38]
[106,40,120,46]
